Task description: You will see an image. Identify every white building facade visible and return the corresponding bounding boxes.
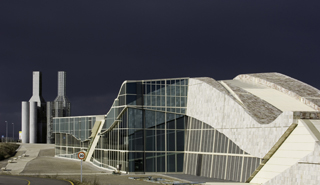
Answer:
[54,73,320,184]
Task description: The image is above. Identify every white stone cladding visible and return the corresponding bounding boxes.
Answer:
[251,119,315,184]
[235,73,320,111]
[186,78,294,158]
[263,141,320,185]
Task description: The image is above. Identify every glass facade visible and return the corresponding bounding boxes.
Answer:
[184,117,261,182]
[53,77,261,181]
[53,116,97,159]
[92,78,189,173]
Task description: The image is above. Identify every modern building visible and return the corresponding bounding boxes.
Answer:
[53,73,320,184]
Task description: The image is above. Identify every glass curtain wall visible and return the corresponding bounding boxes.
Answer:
[92,78,189,173]
[184,117,262,182]
[53,116,96,159]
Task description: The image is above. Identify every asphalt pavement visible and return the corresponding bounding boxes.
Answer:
[0,175,72,185]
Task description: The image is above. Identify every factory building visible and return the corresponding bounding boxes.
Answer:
[53,73,320,184]
[21,71,46,143]
[47,71,71,144]
[21,71,70,144]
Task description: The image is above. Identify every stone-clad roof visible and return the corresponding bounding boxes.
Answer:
[196,77,231,95]
[195,77,282,124]
[235,73,320,111]
[222,81,282,124]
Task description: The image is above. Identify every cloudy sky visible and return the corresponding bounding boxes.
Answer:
[0,1,319,139]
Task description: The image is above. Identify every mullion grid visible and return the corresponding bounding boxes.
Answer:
[143,79,188,114]
[185,118,261,181]
[89,79,189,173]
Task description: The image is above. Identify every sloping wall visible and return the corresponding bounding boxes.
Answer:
[263,142,320,185]
[251,119,315,184]
[186,78,293,158]
[235,73,320,111]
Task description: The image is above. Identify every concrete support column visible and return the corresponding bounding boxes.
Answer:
[29,101,37,143]
[21,101,29,143]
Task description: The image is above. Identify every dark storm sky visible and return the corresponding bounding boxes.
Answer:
[0,1,320,139]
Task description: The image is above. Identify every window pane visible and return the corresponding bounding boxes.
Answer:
[167,153,175,172]
[170,85,175,96]
[177,130,185,151]
[167,130,175,151]
[146,130,155,151]
[176,117,185,129]
[167,120,175,129]
[177,153,184,172]
[157,153,165,172]
[157,130,165,151]
[128,108,142,128]
[126,83,137,94]
[176,86,181,96]
[146,153,156,172]
[126,95,136,105]
[145,110,155,128]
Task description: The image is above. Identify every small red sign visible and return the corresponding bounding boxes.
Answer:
[78,152,86,160]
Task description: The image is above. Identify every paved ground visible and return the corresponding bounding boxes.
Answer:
[0,175,72,185]
[0,143,254,185]
[53,174,189,185]
[20,148,108,175]
[164,174,254,185]
[0,151,25,169]
[5,144,55,175]
[165,174,235,183]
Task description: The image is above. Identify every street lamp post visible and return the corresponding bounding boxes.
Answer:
[5,121,8,143]
[12,123,14,142]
